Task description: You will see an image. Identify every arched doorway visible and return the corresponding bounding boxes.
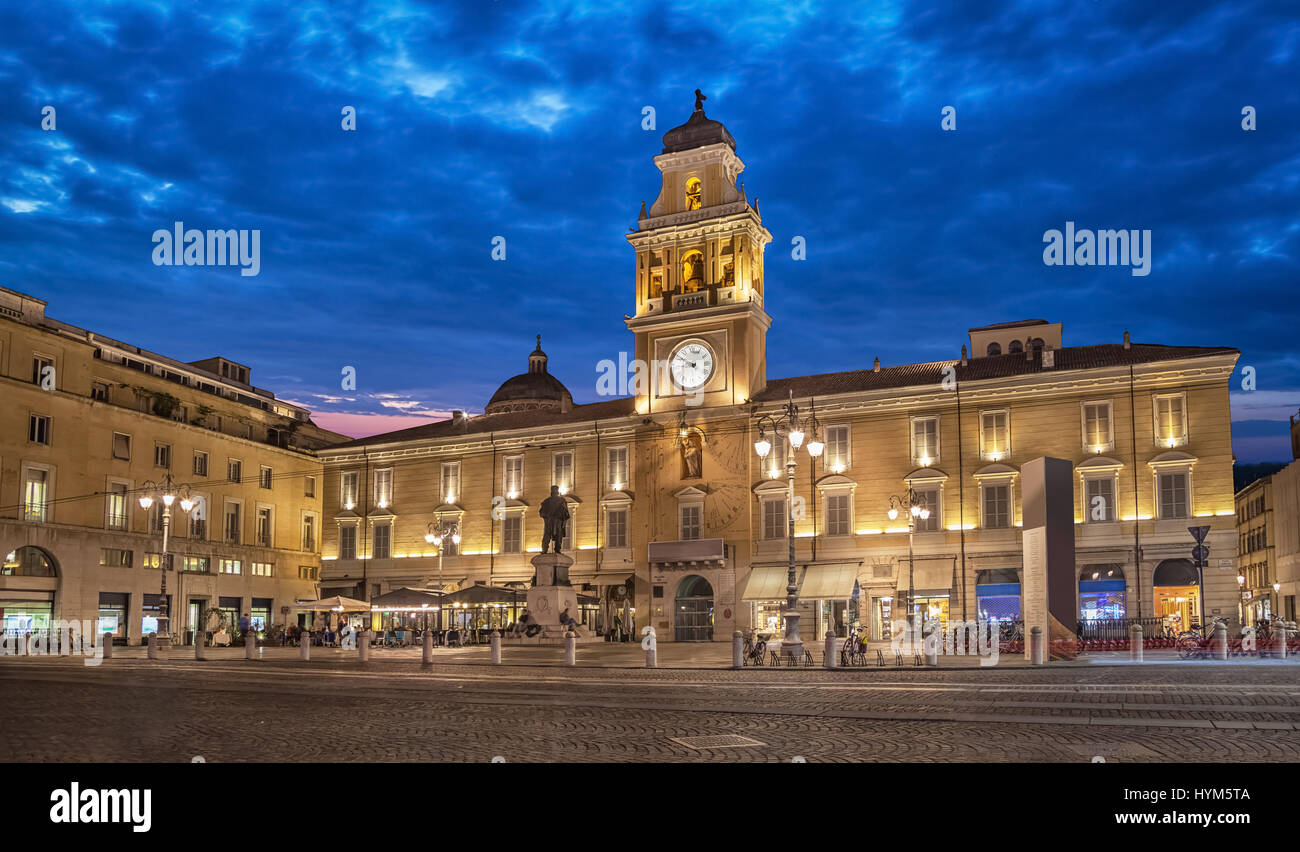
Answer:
[1,546,59,636]
[1153,558,1201,631]
[1079,564,1126,621]
[674,575,714,641]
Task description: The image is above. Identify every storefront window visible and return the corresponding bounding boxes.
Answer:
[98,592,128,639]
[872,596,894,641]
[911,595,950,634]
[1,600,53,635]
[751,601,784,637]
[1079,580,1126,621]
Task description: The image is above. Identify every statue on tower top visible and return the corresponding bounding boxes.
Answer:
[694,88,706,111]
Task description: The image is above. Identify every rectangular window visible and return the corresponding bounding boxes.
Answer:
[502,515,522,553]
[112,432,131,460]
[142,552,163,570]
[1154,394,1187,447]
[606,508,628,549]
[106,482,128,530]
[302,515,316,551]
[606,447,629,491]
[373,523,391,559]
[762,499,786,540]
[763,440,787,480]
[256,507,272,547]
[90,382,110,402]
[503,456,524,498]
[439,463,459,504]
[148,503,164,533]
[193,451,208,476]
[341,471,359,508]
[31,355,53,386]
[224,501,241,544]
[825,494,851,537]
[915,488,940,531]
[980,411,1010,461]
[227,459,242,484]
[154,443,171,469]
[304,475,316,498]
[1158,472,1190,519]
[982,484,1010,529]
[298,565,318,580]
[1082,401,1113,451]
[99,548,133,567]
[339,525,357,560]
[190,497,208,540]
[23,468,48,522]
[680,505,702,541]
[218,559,242,575]
[28,414,50,445]
[553,452,574,493]
[1085,477,1116,523]
[259,465,273,489]
[911,417,939,465]
[374,468,393,506]
[182,556,210,573]
[250,562,273,577]
[825,424,851,471]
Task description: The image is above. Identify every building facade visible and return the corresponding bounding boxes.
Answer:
[1234,474,1276,624]
[1267,414,1300,623]
[0,287,345,643]
[316,100,1241,642]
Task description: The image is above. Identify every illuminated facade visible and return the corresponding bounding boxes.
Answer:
[0,287,344,643]
[316,101,1241,641]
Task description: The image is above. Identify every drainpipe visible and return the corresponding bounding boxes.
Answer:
[1130,365,1142,619]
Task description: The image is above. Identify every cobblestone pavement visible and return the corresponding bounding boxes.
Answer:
[4,650,1300,762]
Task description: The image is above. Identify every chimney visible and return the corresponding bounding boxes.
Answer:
[1042,345,1055,369]
[1024,339,1033,361]
[960,345,968,368]
[452,410,466,424]
[873,357,880,373]
[1123,330,1131,350]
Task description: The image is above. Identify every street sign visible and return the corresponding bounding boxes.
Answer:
[1192,545,1210,564]
[1188,525,1210,543]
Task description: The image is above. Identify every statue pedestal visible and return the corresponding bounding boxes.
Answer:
[514,553,602,644]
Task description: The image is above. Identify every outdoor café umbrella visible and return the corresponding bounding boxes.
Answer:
[292,595,370,612]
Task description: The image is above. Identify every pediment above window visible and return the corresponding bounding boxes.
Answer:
[601,490,633,505]
[973,463,1019,482]
[903,467,949,486]
[434,503,464,515]
[815,474,857,493]
[1077,456,1123,475]
[752,479,788,497]
[673,485,707,502]
[1148,450,1197,469]
[368,506,396,519]
[333,508,361,521]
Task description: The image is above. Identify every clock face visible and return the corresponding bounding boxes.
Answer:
[670,342,714,390]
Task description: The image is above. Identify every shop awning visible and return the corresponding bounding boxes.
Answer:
[798,564,858,600]
[742,565,791,601]
[903,560,955,594]
[370,588,442,610]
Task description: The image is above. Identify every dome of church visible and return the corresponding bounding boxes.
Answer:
[662,104,736,154]
[485,336,573,415]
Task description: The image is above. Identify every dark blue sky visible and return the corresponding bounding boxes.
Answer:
[2,1,1297,460]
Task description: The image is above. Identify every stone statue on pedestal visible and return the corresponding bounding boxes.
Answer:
[539,485,569,554]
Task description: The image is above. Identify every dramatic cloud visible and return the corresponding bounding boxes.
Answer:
[1,0,1296,456]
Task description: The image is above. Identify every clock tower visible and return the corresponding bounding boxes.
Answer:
[626,91,773,413]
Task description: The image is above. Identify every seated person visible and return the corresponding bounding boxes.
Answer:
[558,608,581,635]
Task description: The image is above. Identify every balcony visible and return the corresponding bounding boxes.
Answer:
[648,538,726,569]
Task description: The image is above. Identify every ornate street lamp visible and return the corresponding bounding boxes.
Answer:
[1237,574,1247,627]
[137,474,194,649]
[887,488,930,643]
[753,392,823,658]
[425,521,461,631]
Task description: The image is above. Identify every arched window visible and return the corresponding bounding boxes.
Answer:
[685,177,702,211]
[1031,338,1045,356]
[2,546,58,577]
[681,250,704,292]
[1008,339,1024,354]
[986,342,1002,356]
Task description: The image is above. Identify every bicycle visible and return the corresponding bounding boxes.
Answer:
[743,632,771,666]
[1176,618,1227,660]
[840,625,869,667]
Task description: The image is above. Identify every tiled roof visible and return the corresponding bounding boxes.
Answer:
[753,343,1238,402]
[328,342,1236,450]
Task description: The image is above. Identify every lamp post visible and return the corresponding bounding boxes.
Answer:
[425,521,461,631]
[1273,581,1281,621]
[1237,574,1247,627]
[887,488,930,644]
[138,475,194,649]
[753,392,823,659]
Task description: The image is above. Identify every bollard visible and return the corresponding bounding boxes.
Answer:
[245,631,257,661]
[195,631,206,661]
[733,631,744,668]
[358,631,370,663]
[1213,620,1228,660]
[644,627,657,668]
[1128,622,1143,663]
[299,633,310,662]
[423,629,433,664]
[1029,626,1044,665]
[564,632,576,666]
[490,630,502,664]
[101,633,114,661]
[925,633,938,667]
[147,635,160,661]
[824,631,837,669]
[1275,622,1288,659]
